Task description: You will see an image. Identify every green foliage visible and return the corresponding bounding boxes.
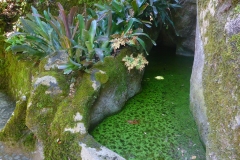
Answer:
[143,0,180,28]
[234,4,240,14]
[230,33,240,53]
[5,35,25,51]
[6,0,179,73]
[95,0,157,54]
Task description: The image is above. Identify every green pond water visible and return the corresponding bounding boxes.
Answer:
[90,46,206,160]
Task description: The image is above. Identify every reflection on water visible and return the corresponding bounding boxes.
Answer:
[91,46,206,159]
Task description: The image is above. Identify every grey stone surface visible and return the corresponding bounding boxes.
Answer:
[44,51,68,71]
[0,142,32,160]
[174,0,197,56]
[225,14,240,36]
[0,92,15,131]
[192,1,240,159]
[33,76,62,96]
[190,18,208,146]
[89,69,144,129]
[0,92,32,160]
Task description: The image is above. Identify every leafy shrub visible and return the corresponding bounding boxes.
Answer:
[143,0,181,29]
[5,0,180,73]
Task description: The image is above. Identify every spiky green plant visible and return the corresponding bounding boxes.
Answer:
[6,0,179,73]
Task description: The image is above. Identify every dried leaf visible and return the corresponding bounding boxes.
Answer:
[127,120,140,124]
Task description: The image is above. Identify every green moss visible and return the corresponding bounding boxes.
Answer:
[71,73,98,125]
[42,72,98,159]
[44,131,81,160]
[40,71,70,95]
[0,37,7,89]
[94,48,129,97]
[38,57,48,73]
[27,84,61,137]
[22,132,36,151]
[201,3,240,159]
[229,33,240,53]
[95,72,109,84]
[42,48,136,159]
[0,40,39,150]
[43,98,83,159]
[25,81,80,159]
[4,53,36,98]
[0,101,29,142]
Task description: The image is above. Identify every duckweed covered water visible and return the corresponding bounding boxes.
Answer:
[91,46,206,160]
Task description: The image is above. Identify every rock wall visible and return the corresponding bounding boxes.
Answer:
[190,1,240,159]
[157,0,197,56]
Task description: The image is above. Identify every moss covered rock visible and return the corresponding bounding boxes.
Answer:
[190,1,240,159]
[23,47,143,159]
[0,43,38,153]
[0,46,146,159]
[0,1,159,158]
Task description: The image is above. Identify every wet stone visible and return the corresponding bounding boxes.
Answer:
[0,92,15,130]
[0,92,32,160]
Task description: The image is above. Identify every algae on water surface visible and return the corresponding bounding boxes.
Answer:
[91,46,206,159]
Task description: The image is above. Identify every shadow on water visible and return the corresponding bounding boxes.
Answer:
[91,45,206,159]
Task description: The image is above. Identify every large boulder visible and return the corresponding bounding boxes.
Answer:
[0,42,150,159]
[190,1,240,159]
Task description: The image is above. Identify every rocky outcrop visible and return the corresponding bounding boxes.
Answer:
[190,1,240,159]
[25,48,142,159]
[0,43,145,159]
[89,66,144,129]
